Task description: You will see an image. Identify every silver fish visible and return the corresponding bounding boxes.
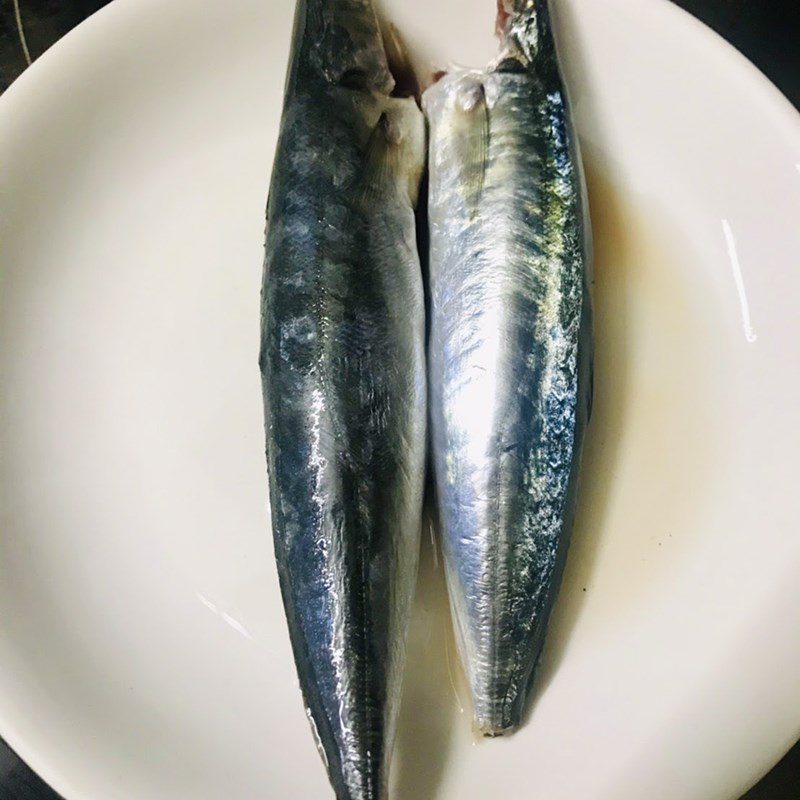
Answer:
[259,1,426,797]
[423,0,593,736]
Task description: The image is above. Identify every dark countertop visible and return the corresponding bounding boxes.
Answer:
[1,1,798,798]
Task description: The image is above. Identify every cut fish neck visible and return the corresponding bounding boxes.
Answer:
[287,0,393,96]
[286,0,424,104]
[495,0,557,71]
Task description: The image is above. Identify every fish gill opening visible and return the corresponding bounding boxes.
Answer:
[333,18,422,101]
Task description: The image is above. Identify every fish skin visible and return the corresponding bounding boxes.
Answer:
[260,1,426,797]
[423,0,593,736]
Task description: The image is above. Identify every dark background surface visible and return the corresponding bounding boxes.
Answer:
[1,0,799,798]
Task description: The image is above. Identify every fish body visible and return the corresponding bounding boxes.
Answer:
[260,1,426,796]
[423,0,593,735]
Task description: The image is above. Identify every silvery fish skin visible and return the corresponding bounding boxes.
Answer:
[423,0,593,736]
[260,1,426,797]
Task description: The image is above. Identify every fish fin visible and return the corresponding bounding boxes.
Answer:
[355,112,398,209]
[452,83,489,215]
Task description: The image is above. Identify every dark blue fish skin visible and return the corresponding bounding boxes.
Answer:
[424,0,593,736]
[260,1,426,797]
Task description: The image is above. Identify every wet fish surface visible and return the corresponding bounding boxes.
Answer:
[260,1,427,797]
[423,0,593,735]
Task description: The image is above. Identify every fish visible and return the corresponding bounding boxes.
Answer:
[423,0,593,736]
[259,1,427,797]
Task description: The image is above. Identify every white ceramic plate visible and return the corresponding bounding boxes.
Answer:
[2,0,800,798]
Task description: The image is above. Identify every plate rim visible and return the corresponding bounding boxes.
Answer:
[1,0,799,798]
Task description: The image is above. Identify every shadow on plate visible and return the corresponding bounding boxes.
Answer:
[393,511,462,800]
